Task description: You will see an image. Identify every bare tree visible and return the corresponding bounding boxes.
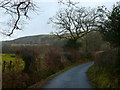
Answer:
[0,0,37,36]
[49,1,106,41]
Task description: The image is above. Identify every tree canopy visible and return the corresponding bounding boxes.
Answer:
[49,1,105,41]
[99,2,120,47]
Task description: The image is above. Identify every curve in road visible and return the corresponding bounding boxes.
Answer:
[43,62,94,88]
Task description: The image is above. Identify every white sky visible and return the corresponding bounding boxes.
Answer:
[1,0,119,41]
[35,0,118,2]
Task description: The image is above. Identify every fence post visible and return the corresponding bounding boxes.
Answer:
[3,61,6,72]
[9,60,12,71]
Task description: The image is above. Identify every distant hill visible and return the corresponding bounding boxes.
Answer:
[2,34,65,46]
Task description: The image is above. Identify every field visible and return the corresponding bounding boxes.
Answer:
[1,54,24,72]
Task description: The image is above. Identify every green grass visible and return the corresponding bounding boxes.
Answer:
[1,54,24,71]
[29,59,92,88]
[87,65,120,88]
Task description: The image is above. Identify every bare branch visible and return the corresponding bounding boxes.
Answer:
[0,0,37,36]
[49,1,101,41]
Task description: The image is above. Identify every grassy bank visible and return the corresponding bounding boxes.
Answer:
[29,59,91,88]
[87,65,120,88]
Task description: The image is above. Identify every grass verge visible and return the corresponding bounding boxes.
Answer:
[87,65,120,88]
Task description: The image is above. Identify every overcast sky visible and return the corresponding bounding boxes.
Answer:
[1,0,119,41]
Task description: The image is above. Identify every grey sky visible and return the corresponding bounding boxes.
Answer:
[1,0,119,41]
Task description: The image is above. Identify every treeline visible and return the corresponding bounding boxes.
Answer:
[88,2,120,88]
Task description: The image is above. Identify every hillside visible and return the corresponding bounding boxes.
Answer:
[2,34,64,46]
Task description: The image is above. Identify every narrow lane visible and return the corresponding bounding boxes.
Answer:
[43,62,94,88]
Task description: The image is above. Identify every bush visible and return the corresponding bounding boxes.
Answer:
[64,53,74,62]
[28,68,52,85]
[16,49,40,74]
[60,57,71,68]
[44,49,64,74]
[2,71,29,88]
[63,49,80,62]
[114,49,120,74]
[63,39,81,51]
[92,48,120,88]
[79,51,94,60]
[94,50,117,69]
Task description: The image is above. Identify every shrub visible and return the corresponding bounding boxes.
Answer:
[2,71,29,88]
[63,49,80,62]
[79,51,94,60]
[64,53,74,62]
[94,50,116,68]
[94,48,120,77]
[61,56,71,68]
[63,39,81,51]
[16,49,40,74]
[44,49,64,74]
[114,49,120,75]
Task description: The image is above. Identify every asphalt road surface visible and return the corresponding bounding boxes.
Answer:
[43,62,94,88]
